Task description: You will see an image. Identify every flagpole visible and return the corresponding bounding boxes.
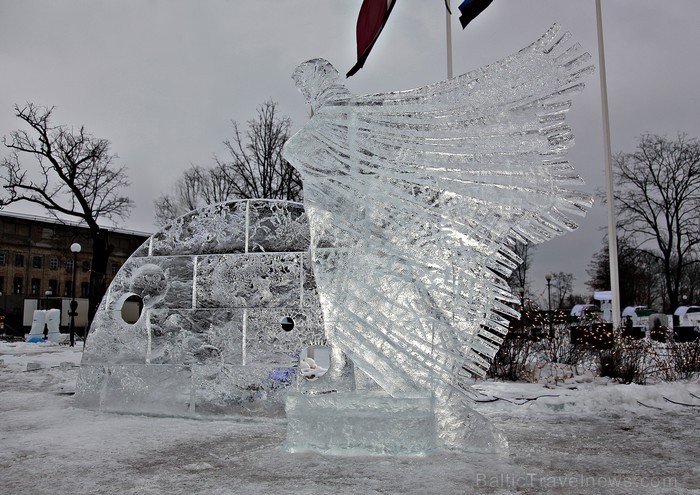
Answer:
[445,0,453,79]
[595,0,621,328]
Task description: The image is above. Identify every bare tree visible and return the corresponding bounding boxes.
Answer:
[1,103,133,329]
[218,100,302,202]
[154,163,238,225]
[563,293,588,307]
[680,259,700,305]
[155,101,302,225]
[507,241,535,295]
[614,134,700,312]
[587,234,663,309]
[551,272,574,309]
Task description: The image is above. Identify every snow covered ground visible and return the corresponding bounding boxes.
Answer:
[1,341,698,495]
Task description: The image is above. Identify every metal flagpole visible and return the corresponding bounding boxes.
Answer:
[595,0,621,328]
[445,0,453,79]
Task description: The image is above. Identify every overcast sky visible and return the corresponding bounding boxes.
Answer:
[2,0,699,299]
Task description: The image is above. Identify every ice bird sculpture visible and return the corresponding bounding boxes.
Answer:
[282,24,593,450]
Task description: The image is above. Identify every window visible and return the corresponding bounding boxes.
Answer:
[80,282,90,298]
[63,281,72,297]
[0,276,4,293]
[15,254,24,267]
[14,277,23,294]
[82,260,90,273]
[111,263,121,275]
[31,278,40,296]
[50,257,59,270]
[32,256,42,269]
[48,279,58,295]
[0,253,6,265]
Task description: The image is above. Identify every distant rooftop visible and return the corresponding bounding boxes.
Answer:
[0,209,152,238]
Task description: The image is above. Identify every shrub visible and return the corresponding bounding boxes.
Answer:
[597,337,669,384]
[668,339,700,379]
[487,335,535,381]
[541,323,589,365]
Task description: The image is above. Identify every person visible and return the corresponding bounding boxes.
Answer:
[43,323,49,340]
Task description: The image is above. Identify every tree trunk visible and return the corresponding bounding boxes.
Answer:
[88,230,113,335]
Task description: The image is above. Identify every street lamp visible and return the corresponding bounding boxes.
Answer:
[44,290,52,310]
[0,291,4,334]
[69,242,81,347]
[545,272,553,337]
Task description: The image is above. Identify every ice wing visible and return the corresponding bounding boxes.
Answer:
[283,24,593,399]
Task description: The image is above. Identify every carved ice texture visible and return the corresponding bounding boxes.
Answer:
[75,199,326,416]
[282,25,593,451]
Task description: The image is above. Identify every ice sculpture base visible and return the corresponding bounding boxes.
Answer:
[285,392,435,456]
[75,364,194,416]
[75,363,296,417]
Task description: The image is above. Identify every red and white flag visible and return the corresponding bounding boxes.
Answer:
[346,0,397,77]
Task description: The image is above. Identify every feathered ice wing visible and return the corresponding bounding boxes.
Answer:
[283,24,593,399]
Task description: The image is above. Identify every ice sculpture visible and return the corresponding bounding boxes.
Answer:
[282,24,593,453]
[26,309,62,343]
[75,199,326,416]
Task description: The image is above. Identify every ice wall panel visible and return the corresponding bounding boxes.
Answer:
[245,308,325,365]
[76,364,193,416]
[248,200,309,253]
[149,202,248,256]
[74,364,107,409]
[195,253,302,309]
[147,309,244,365]
[193,364,296,416]
[81,312,148,365]
[104,256,195,311]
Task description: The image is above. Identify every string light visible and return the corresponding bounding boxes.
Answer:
[488,295,700,384]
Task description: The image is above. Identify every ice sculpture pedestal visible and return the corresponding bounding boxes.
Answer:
[285,392,435,456]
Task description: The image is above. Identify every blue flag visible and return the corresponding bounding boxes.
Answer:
[458,0,493,29]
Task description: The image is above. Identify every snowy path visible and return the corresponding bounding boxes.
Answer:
[0,342,698,494]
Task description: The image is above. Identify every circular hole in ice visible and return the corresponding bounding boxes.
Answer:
[120,294,144,324]
[299,345,330,380]
[280,316,295,332]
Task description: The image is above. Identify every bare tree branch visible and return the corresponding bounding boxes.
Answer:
[154,100,303,225]
[1,102,134,330]
[613,133,700,311]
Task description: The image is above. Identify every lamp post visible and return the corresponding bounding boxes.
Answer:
[69,242,81,347]
[0,291,4,334]
[44,290,52,310]
[545,273,553,337]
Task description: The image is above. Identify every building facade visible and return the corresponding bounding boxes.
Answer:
[0,211,149,335]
